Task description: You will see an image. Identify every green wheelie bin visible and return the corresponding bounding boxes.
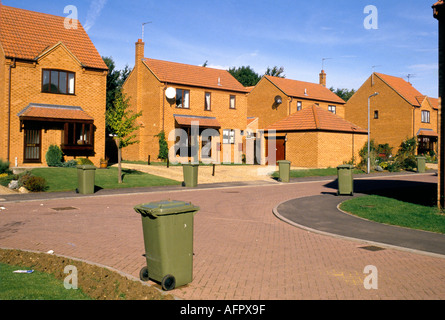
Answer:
[134,200,199,291]
[277,160,291,183]
[416,156,426,173]
[337,164,354,196]
[182,163,199,187]
[76,165,96,194]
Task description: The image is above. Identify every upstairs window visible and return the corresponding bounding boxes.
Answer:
[328,105,336,114]
[297,101,302,111]
[374,110,379,119]
[176,89,190,109]
[421,110,430,123]
[230,95,236,109]
[205,92,211,111]
[42,69,75,95]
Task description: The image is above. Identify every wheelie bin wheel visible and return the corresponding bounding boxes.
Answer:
[139,266,149,282]
[161,274,176,291]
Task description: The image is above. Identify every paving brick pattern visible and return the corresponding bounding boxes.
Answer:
[0,174,444,300]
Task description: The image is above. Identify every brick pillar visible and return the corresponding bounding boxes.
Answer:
[434,1,445,207]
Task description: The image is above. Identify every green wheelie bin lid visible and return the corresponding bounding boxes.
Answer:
[77,165,97,170]
[134,200,199,218]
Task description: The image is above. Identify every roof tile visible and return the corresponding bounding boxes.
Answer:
[143,58,248,93]
[264,75,346,104]
[375,73,423,107]
[0,5,107,70]
[266,105,366,133]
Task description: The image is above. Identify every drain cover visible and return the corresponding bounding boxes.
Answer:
[359,245,385,252]
[51,207,78,211]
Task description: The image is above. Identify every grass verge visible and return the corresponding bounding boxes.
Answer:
[0,262,91,300]
[31,167,181,192]
[340,195,445,234]
[0,249,174,300]
[272,167,365,178]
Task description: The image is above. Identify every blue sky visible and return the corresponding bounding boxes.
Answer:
[4,0,440,97]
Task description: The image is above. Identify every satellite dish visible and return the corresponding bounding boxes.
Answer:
[274,95,282,105]
[165,87,176,100]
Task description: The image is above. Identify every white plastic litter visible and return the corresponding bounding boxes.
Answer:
[13,270,34,274]
[47,250,54,254]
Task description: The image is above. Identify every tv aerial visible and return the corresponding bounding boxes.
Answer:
[141,21,152,42]
[406,74,416,83]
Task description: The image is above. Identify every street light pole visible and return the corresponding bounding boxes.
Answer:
[368,92,379,174]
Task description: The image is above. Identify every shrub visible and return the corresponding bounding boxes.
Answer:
[24,176,47,192]
[46,145,63,167]
[0,173,14,187]
[17,171,34,188]
[0,159,11,175]
[376,143,393,162]
[358,140,377,170]
[387,161,401,172]
[60,160,78,168]
[394,137,418,171]
[76,158,94,165]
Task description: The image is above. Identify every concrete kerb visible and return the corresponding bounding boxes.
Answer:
[0,247,182,300]
[0,171,436,205]
[272,194,445,261]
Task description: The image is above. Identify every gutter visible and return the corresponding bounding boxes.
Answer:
[7,58,16,162]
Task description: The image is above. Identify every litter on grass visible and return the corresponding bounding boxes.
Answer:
[13,270,34,274]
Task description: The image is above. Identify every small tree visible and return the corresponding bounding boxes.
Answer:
[106,91,142,183]
[156,131,169,161]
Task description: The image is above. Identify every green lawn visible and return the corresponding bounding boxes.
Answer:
[0,263,91,300]
[340,195,445,234]
[31,167,181,192]
[272,167,365,178]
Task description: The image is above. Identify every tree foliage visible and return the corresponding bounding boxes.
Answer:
[102,56,132,111]
[229,65,286,87]
[329,87,356,102]
[105,92,142,149]
[228,66,261,87]
[265,66,285,78]
[156,131,169,160]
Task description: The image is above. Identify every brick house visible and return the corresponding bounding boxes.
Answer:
[247,72,346,131]
[0,5,108,167]
[122,40,249,164]
[344,72,439,155]
[265,105,367,168]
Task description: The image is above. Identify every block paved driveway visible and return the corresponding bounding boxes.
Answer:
[0,173,444,300]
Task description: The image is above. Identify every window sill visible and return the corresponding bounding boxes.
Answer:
[61,144,94,151]
[41,91,76,96]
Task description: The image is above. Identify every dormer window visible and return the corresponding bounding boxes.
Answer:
[42,69,75,95]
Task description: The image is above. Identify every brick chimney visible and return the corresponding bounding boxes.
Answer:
[135,39,145,66]
[319,70,327,87]
[135,39,145,115]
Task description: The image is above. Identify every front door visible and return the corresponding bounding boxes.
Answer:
[24,129,41,163]
[265,136,286,164]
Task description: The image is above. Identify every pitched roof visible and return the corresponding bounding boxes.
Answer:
[429,97,440,110]
[0,5,107,70]
[174,114,221,128]
[374,73,424,107]
[143,58,248,93]
[264,75,346,104]
[266,105,367,133]
[17,104,94,122]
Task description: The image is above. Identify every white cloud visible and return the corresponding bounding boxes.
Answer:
[84,0,108,31]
